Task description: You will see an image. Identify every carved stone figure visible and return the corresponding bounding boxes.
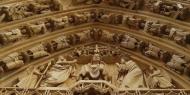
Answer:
[116,58,145,88]
[79,53,110,81]
[101,30,115,42]
[125,16,146,30]
[146,66,175,89]
[145,21,167,37]
[46,36,70,52]
[23,22,47,37]
[79,62,105,80]
[83,11,96,22]
[1,52,24,71]
[139,41,162,59]
[120,34,138,50]
[69,13,89,25]
[0,0,62,23]
[0,4,30,21]
[0,6,12,22]
[138,41,149,54]
[144,43,162,59]
[46,16,70,31]
[23,44,49,62]
[90,28,103,41]
[101,30,123,43]
[166,54,187,74]
[40,56,77,87]
[160,51,173,63]
[74,30,92,43]
[1,53,22,63]
[0,29,23,45]
[98,12,123,24]
[148,0,189,20]
[105,0,144,10]
[27,1,50,14]
[169,28,190,45]
[14,64,47,88]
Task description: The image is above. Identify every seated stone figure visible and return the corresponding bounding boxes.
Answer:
[166,54,187,74]
[27,0,63,13]
[79,53,110,81]
[144,21,168,37]
[33,0,63,11]
[105,0,143,10]
[77,30,91,42]
[47,36,70,52]
[72,28,102,43]
[144,43,162,59]
[1,53,22,63]
[116,58,145,88]
[146,66,175,89]
[46,16,71,31]
[148,0,189,20]
[124,16,146,30]
[101,30,115,43]
[98,12,123,24]
[27,1,50,14]
[69,13,90,25]
[120,34,138,50]
[0,4,30,22]
[40,56,77,87]
[148,0,175,16]
[23,22,47,37]
[168,28,190,45]
[24,44,49,61]
[100,30,122,43]
[1,52,24,71]
[0,29,23,45]
[138,41,162,59]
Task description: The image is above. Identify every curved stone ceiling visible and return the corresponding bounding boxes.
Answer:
[0,0,190,95]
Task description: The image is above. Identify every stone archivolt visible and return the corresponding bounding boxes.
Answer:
[0,28,189,90]
[0,0,190,94]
